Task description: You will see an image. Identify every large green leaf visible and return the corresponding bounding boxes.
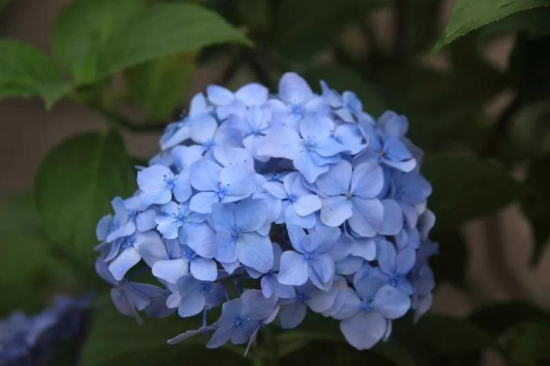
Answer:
[0,194,76,316]
[35,130,136,269]
[469,301,550,336]
[433,0,550,52]
[0,40,69,108]
[52,0,250,85]
[302,64,387,117]
[522,153,550,263]
[123,54,195,121]
[422,154,527,229]
[79,307,245,366]
[505,322,550,366]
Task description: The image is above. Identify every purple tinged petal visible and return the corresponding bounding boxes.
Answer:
[376,240,397,275]
[207,325,234,349]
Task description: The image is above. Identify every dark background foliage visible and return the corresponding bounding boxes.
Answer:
[1,0,550,365]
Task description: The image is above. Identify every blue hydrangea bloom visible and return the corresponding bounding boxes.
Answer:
[95,72,438,352]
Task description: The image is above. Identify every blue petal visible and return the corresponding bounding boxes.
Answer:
[220,164,256,200]
[152,258,188,284]
[279,72,313,105]
[349,198,383,237]
[376,240,396,275]
[214,146,254,169]
[320,196,353,227]
[190,159,221,191]
[109,248,141,281]
[396,247,416,275]
[279,302,307,329]
[235,83,268,106]
[340,312,387,350]
[350,161,384,199]
[189,192,219,214]
[379,199,403,236]
[316,160,351,196]
[371,285,411,319]
[237,233,273,273]
[190,258,218,281]
[178,292,206,318]
[294,151,330,183]
[207,325,234,349]
[136,210,157,232]
[215,232,238,263]
[187,224,216,258]
[207,85,234,105]
[310,254,334,285]
[257,126,301,160]
[234,199,268,232]
[284,204,316,229]
[293,194,321,217]
[277,251,308,285]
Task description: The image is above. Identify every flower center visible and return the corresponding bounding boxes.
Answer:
[163,173,176,189]
[360,302,373,313]
[181,246,197,261]
[121,235,137,249]
[214,182,228,200]
[287,193,298,203]
[331,132,343,143]
[199,282,213,294]
[172,206,188,225]
[296,291,310,304]
[203,139,216,151]
[303,252,318,264]
[302,138,317,152]
[234,316,246,328]
[290,104,304,116]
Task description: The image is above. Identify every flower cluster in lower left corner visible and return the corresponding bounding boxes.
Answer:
[0,296,90,366]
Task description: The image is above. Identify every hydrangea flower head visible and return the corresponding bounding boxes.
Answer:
[95,72,438,352]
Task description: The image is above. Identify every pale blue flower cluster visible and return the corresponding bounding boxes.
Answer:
[95,72,437,351]
[0,296,89,366]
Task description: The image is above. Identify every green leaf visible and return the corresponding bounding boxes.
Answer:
[505,322,550,366]
[479,7,550,43]
[80,306,245,366]
[433,0,550,53]
[302,64,387,117]
[123,53,195,121]
[522,153,550,263]
[52,0,250,85]
[411,315,497,353]
[0,40,69,108]
[35,130,136,270]
[0,193,76,316]
[469,301,550,336]
[422,154,527,229]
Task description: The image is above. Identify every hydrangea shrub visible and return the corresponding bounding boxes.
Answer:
[94,72,437,351]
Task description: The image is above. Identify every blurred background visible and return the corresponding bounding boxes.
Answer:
[1,0,550,365]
